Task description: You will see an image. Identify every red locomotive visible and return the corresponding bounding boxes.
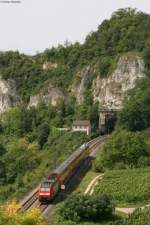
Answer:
[38,174,62,202]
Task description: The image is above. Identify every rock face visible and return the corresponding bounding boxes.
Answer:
[71,66,95,104]
[28,86,65,108]
[43,62,58,70]
[92,54,145,110]
[0,54,145,114]
[0,79,19,114]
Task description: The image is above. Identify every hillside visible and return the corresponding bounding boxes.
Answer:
[0,7,150,225]
[0,8,149,113]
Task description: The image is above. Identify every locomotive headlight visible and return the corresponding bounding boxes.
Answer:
[45,193,50,196]
[61,184,65,190]
[39,192,50,196]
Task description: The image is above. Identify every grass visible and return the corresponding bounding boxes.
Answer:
[75,170,99,193]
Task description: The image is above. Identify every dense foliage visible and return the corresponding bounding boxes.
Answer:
[55,193,114,223]
[95,168,150,205]
[0,200,46,225]
[118,78,150,131]
[95,129,150,169]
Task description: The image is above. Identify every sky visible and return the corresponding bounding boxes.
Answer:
[0,0,149,55]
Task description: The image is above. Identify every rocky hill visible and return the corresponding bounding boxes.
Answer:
[0,53,146,113]
[0,8,149,114]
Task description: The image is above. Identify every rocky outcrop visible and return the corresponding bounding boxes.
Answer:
[0,78,19,114]
[28,86,65,108]
[43,62,58,70]
[92,54,145,110]
[0,54,145,113]
[71,66,95,104]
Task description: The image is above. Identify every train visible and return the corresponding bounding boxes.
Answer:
[38,139,98,202]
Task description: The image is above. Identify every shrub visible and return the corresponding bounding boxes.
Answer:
[137,156,150,168]
[57,193,114,222]
[0,201,46,225]
[93,157,104,172]
[99,129,148,168]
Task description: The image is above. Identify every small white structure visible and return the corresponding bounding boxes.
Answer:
[72,120,91,135]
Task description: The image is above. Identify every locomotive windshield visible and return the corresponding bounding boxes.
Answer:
[40,179,56,192]
[40,181,51,192]
[41,181,51,188]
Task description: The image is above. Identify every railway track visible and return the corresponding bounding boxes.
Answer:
[19,136,105,218]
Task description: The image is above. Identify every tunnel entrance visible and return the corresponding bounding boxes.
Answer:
[99,110,119,134]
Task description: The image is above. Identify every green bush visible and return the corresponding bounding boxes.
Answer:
[137,156,150,168]
[57,193,114,222]
[93,156,105,172]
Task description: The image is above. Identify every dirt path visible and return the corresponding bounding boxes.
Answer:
[84,174,104,195]
[116,204,150,214]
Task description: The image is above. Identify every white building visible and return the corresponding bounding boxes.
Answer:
[72,120,91,135]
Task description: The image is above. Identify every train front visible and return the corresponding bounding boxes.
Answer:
[38,180,54,202]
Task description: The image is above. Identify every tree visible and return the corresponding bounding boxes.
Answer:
[99,129,148,168]
[0,144,6,156]
[118,78,150,131]
[5,138,40,183]
[1,106,32,136]
[36,123,50,148]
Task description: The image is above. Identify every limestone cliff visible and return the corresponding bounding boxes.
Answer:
[71,54,145,110]
[92,54,145,110]
[0,78,19,114]
[0,54,145,113]
[28,86,65,108]
[71,66,96,104]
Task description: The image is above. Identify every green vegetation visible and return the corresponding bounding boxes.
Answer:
[91,76,150,224]
[0,102,88,202]
[0,8,150,102]
[51,8,150,225]
[107,208,150,225]
[52,203,150,225]
[0,131,87,202]
[95,168,150,206]
[75,171,99,193]
[118,78,150,132]
[0,201,46,225]
[118,207,150,225]
[0,7,150,225]
[94,77,150,169]
[54,193,114,223]
[95,129,149,169]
